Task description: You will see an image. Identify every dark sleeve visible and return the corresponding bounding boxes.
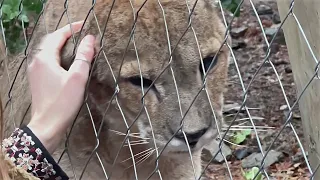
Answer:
[2,126,69,180]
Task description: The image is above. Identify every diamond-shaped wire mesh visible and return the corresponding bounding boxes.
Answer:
[0,0,319,179]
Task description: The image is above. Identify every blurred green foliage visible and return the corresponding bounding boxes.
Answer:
[221,0,241,17]
[0,0,241,55]
[242,167,263,180]
[0,0,43,54]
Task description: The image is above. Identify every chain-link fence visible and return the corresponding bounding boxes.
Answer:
[1,0,319,179]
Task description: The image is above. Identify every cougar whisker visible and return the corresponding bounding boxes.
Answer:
[124,149,156,170]
[121,148,153,163]
[124,141,150,146]
[224,128,270,132]
[109,129,150,140]
[125,140,149,144]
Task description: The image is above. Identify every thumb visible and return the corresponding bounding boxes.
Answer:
[68,35,96,83]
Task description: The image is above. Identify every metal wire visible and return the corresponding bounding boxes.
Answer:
[1,0,319,179]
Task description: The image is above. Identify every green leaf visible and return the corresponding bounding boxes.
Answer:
[1,0,44,54]
[221,0,241,17]
[242,129,252,136]
[243,167,263,180]
[1,4,12,15]
[19,14,29,22]
[231,130,252,144]
[233,132,246,144]
[8,11,19,19]
[23,0,44,14]
[3,0,20,12]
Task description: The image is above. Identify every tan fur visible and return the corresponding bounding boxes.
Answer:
[1,0,230,179]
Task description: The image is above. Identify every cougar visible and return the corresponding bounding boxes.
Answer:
[1,0,231,179]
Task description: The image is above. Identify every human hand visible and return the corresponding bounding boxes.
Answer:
[27,21,96,154]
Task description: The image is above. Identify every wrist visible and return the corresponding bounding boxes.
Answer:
[27,120,65,154]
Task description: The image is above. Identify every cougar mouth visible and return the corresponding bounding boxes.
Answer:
[155,127,217,155]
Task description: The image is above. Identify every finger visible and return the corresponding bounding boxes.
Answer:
[68,35,95,84]
[38,20,84,55]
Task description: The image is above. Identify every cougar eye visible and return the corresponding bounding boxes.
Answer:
[128,76,154,88]
[199,56,218,78]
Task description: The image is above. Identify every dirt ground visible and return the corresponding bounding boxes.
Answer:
[204,1,310,179]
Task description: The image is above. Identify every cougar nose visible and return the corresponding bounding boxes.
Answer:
[174,128,208,148]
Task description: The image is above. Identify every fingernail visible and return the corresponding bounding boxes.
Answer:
[74,20,84,25]
[73,20,85,33]
[83,35,95,45]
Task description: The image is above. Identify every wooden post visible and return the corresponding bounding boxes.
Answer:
[277,0,320,178]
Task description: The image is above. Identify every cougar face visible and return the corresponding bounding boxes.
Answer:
[78,0,230,157]
[1,0,230,178]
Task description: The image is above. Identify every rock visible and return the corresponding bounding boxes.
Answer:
[264,24,286,45]
[255,4,273,15]
[232,39,247,50]
[235,147,261,160]
[292,113,301,119]
[234,148,251,160]
[265,25,279,37]
[263,24,286,54]
[262,19,273,28]
[202,139,232,163]
[241,150,284,168]
[292,151,305,163]
[273,60,289,66]
[231,26,248,38]
[285,66,292,73]
[279,105,288,111]
[272,13,281,24]
[262,43,280,54]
